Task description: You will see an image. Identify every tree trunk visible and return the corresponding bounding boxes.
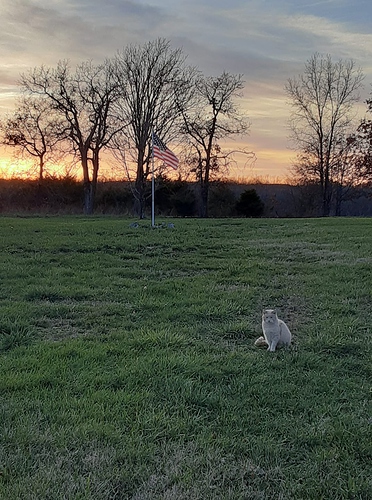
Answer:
[134,152,147,219]
[134,177,146,219]
[199,181,209,218]
[81,148,94,215]
[322,179,332,216]
[38,154,45,182]
[85,149,100,215]
[83,181,94,215]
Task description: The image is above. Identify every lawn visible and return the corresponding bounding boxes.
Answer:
[0,216,371,499]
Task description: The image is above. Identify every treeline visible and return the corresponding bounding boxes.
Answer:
[1,39,253,218]
[1,177,371,217]
[3,41,372,218]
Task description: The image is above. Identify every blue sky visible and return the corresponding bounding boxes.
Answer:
[1,0,372,179]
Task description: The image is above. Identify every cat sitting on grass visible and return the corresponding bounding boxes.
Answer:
[254,309,292,352]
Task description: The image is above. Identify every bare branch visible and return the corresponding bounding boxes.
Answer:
[179,71,251,217]
[285,53,364,215]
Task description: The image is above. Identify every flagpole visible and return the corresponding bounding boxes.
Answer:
[151,130,155,228]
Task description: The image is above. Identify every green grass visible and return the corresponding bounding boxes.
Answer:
[0,216,371,499]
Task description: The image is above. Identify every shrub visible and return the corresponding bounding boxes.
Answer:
[155,177,196,217]
[208,183,237,217]
[235,188,264,217]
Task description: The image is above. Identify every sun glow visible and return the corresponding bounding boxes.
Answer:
[0,157,32,179]
[0,143,292,183]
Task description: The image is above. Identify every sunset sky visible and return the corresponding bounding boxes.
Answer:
[1,0,372,180]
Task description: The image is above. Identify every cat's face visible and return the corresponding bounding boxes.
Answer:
[262,309,277,323]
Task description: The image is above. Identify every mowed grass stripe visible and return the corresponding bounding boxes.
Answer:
[0,216,371,499]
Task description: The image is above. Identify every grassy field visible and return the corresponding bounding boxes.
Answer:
[0,216,371,499]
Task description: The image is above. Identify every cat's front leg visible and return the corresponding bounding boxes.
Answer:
[268,338,279,352]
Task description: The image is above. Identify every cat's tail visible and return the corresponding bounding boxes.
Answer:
[254,336,268,348]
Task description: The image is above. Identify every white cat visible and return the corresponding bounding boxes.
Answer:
[256,309,292,352]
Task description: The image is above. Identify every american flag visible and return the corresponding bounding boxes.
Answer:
[152,133,179,170]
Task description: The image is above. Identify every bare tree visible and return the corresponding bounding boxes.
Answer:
[113,38,196,218]
[351,97,372,185]
[21,59,123,214]
[179,71,252,217]
[285,53,364,216]
[0,96,63,181]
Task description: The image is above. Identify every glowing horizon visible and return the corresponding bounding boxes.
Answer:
[0,138,294,183]
[1,1,371,182]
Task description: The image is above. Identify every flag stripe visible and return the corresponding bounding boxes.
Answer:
[153,133,179,170]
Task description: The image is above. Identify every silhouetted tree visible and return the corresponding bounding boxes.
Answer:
[179,71,253,217]
[112,38,195,218]
[352,96,372,185]
[236,189,264,217]
[286,53,363,216]
[21,59,122,214]
[0,96,63,181]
